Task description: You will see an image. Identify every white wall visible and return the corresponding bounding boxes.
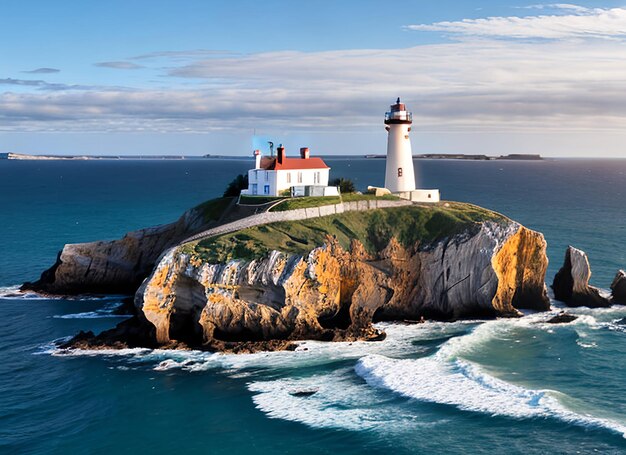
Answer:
[242,167,330,196]
[276,168,329,195]
[396,189,441,203]
[385,123,416,193]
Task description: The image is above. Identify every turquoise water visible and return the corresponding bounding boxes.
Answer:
[1,158,625,454]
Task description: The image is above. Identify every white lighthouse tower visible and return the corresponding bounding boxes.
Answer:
[384,97,415,193]
[380,98,440,203]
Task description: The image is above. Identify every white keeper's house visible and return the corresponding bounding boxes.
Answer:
[241,145,339,197]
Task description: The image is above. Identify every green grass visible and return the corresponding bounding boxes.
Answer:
[191,197,234,223]
[238,195,285,205]
[270,196,341,212]
[269,193,400,212]
[184,202,507,263]
[341,193,400,202]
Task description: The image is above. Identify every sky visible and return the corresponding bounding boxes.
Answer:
[2,0,626,157]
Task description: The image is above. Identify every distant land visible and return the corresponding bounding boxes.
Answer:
[0,152,543,161]
[365,153,543,161]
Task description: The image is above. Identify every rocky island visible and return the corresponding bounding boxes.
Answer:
[24,195,555,352]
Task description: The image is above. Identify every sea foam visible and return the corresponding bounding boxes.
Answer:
[355,318,626,438]
[52,302,131,319]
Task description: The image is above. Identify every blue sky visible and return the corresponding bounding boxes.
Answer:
[2,1,626,157]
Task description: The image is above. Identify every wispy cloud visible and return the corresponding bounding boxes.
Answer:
[4,6,626,136]
[404,6,626,40]
[95,61,145,70]
[520,4,592,13]
[21,67,60,74]
[0,78,91,91]
[3,37,626,134]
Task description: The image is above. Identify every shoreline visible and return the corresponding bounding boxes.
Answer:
[1,152,543,161]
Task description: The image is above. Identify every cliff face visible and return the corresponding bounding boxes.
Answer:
[22,198,234,295]
[135,219,549,349]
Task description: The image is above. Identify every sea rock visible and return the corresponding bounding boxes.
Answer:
[129,219,549,349]
[611,270,626,305]
[21,198,235,295]
[545,312,578,324]
[552,246,611,308]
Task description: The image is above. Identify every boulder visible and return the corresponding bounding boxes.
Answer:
[611,270,626,305]
[552,246,611,308]
[545,312,578,324]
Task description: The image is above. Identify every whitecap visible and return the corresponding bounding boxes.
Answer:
[52,302,131,319]
[0,285,51,300]
[52,347,153,357]
[0,285,130,301]
[247,369,440,433]
[41,320,473,375]
[355,351,626,437]
[53,311,131,319]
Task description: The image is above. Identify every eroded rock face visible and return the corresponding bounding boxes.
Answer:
[21,201,232,295]
[135,220,549,349]
[612,270,626,305]
[552,246,611,308]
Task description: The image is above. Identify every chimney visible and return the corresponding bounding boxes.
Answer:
[300,147,310,159]
[254,149,261,169]
[277,144,286,164]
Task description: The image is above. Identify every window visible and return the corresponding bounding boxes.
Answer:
[314,171,320,184]
[286,172,291,184]
[264,185,270,195]
[297,172,303,183]
[398,168,403,177]
[252,184,258,195]
[265,171,269,181]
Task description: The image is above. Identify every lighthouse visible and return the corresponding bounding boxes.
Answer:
[375,98,440,202]
[384,98,416,193]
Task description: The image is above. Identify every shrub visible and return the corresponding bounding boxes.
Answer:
[329,177,356,194]
[223,174,249,197]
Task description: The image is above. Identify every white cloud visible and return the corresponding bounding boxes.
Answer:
[22,67,60,74]
[3,23,626,137]
[405,6,626,40]
[521,4,592,13]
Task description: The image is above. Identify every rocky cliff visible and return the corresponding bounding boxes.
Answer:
[22,198,235,295]
[69,202,547,352]
[553,246,625,307]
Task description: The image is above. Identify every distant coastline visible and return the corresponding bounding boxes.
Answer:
[366,153,543,161]
[1,152,543,161]
[0,152,213,161]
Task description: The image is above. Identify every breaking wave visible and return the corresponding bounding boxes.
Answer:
[52,302,131,319]
[247,369,443,433]
[41,306,626,438]
[355,315,626,438]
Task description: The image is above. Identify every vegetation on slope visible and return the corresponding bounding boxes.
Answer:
[223,174,249,197]
[238,195,284,205]
[182,202,508,263]
[191,197,234,223]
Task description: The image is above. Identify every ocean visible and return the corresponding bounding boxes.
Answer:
[1,158,625,454]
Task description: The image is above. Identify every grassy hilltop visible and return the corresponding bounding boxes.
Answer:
[182,198,507,263]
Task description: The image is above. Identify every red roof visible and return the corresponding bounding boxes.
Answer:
[260,156,329,171]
